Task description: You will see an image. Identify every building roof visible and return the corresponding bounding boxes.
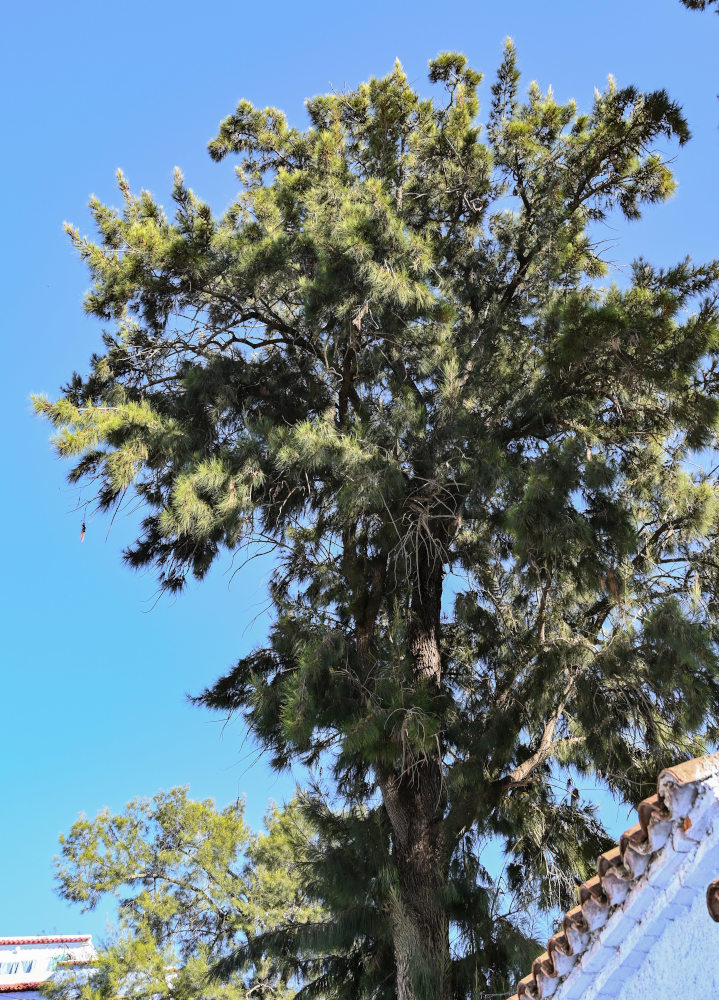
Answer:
[509,752,719,1000]
[0,986,43,994]
[0,939,90,948]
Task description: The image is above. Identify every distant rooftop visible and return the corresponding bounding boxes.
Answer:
[0,939,90,948]
[0,937,94,998]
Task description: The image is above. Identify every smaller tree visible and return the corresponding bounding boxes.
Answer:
[681,0,719,10]
[47,788,322,1000]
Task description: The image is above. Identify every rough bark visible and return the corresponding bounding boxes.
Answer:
[382,760,449,1000]
[380,561,449,1000]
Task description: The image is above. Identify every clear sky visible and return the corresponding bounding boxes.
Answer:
[2,0,717,942]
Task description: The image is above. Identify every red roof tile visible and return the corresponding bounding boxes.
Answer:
[0,939,90,947]
[507,751,719,1000]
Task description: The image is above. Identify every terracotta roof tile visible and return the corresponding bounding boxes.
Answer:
[0,939,90,947]
[507,751,719,1000]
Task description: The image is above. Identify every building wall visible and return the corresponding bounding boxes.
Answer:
[614,880,719,1000]
[0,938,94,1000]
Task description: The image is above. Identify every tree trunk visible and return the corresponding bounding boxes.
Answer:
[383,760,449,1000]
[380,562,449,1000]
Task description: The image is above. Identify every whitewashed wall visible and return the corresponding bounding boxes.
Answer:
[545,768,719,1000]
[614,882,719,1000]
[0,938,94,1000]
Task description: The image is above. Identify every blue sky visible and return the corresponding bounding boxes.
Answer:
[2,0,718,941]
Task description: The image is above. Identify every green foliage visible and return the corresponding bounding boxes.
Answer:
[681,0,719,10]
[46,789,322,1000]
[37,45,719,999]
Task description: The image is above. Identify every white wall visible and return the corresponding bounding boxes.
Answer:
[614,871,719,1000]
[0,939,94,991]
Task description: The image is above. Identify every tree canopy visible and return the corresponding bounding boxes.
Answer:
[36,43,719,1000]
[47,788,321,1000]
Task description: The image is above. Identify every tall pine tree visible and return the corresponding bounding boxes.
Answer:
[36,45,719,999]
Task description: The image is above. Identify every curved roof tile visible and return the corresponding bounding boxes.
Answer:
[508,751,719,1000]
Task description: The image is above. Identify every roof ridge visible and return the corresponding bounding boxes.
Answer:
[0,938,91,946]
[659,751,719,793]
[508,751,719,1000]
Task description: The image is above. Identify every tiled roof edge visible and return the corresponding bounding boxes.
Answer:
[508,751,719,1000]
[0,939,90,947]
[0,985,44,994]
